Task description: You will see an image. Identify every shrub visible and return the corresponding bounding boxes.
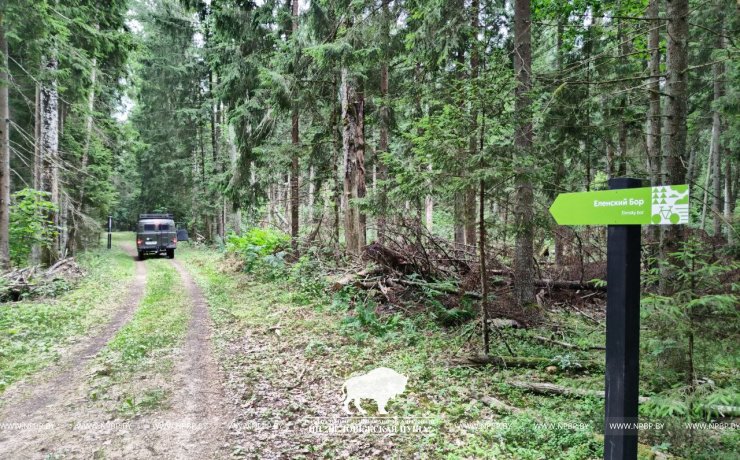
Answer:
[9,189,59,266]
[225,228,290,275]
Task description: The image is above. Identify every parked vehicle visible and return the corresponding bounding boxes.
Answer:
[135,213,188,260]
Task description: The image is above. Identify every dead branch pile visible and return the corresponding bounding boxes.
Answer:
[331,220,606,311]
[0,258,86,302]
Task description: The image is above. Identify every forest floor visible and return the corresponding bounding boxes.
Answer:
[0,234,737,459]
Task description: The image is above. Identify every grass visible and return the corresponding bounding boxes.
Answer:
[90,256,191,416]
[0,233,135,395]
[176,247,612,459]
[178,244,740,460]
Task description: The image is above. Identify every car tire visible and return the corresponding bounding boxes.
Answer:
[167,249,175,259]
[138,251,145,260]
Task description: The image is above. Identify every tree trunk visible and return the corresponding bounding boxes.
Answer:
[646,0,662,186]
[711,30,724,237]
[332,73,340,243]
[513,0,535,307]
[308,166,315,225]
[210,72,223,240]
[726,156,733,244]
[660,0,689,290]
[228,123,241,235]
[701,138,713,231]
[425,164,433,233]
[70,55,97,254]
[0,19,10,269]
[290,0,300,241]
[341,68,366,255]
[377,0,390,244]
[553,21,565,266]
[617,14,629,177]
[465,0,480,249]
[40,56,60,266]
[479,179,489,354]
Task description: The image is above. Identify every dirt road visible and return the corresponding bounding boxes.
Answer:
[0,245,229,459]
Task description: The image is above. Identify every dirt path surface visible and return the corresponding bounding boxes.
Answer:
[165,259,231,459]
[0,249,230,460]
[0,244,147,458]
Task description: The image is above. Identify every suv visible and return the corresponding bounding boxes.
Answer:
[135,213,187,260]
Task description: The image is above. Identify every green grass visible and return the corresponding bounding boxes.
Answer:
[177,245,740,460]
[176,248,612,459]
[90,256,191,416]
[104,258,190,366]
[0,233,135,394]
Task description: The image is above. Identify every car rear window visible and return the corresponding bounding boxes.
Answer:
[160,224,170,230]
[144,224,155,231]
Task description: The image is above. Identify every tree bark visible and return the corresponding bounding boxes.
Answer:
[332,73,340,243]
[0,18,10,269]
[210,72,223,240]
[465,0,480,250]
[425,163,433,233]
[513,0,535,307]
[377,0,390,244]
[726,155,733,244]
[228,123,241,235]
[553,21,565,266]
[290,0,300,241]
[40,55,60,266]
[70,54,97,255]
[701,138,713,231]
[479,179,489,354]
[646,0,662,186]
[660,0,689,290]
[711,30,724,237]
[308,166,314,225]
[341,68,366,255]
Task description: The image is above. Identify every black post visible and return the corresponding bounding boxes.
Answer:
[107,216,112,250]
[604,177,642,460]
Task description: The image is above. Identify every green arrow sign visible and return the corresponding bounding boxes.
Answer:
[550,185,689,225]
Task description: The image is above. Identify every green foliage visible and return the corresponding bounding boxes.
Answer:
[289,251,328,301]
[642,238,739,388]
[226,228,290,257]
[225,228,291,277]
[8,189,59,266]
[338,290,402,342]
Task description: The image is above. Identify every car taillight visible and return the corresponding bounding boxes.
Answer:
[137,239,142,245]
[172,237,177,243]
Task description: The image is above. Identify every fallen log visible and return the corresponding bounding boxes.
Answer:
[479,395,522,413]
[390,277,482,299]
[509,381,740,417]
[453,356,602,371]
[362,242,413,274]
[330,267,384,291]
[534,278,606,291]
[532,335,606,351]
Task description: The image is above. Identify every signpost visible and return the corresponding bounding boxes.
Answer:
[107,216,112,250]
[549,179,689,460]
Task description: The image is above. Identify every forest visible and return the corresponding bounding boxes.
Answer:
[1,0,739,459]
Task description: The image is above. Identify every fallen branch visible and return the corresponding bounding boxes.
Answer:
[509,381,740,417]
[453,355,602,371]
[532,335,605,351]
[479,395,523,414]
[331,267,385,291]
[390,277,482,299]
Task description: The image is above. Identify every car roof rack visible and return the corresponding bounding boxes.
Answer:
[139,213,174,220]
